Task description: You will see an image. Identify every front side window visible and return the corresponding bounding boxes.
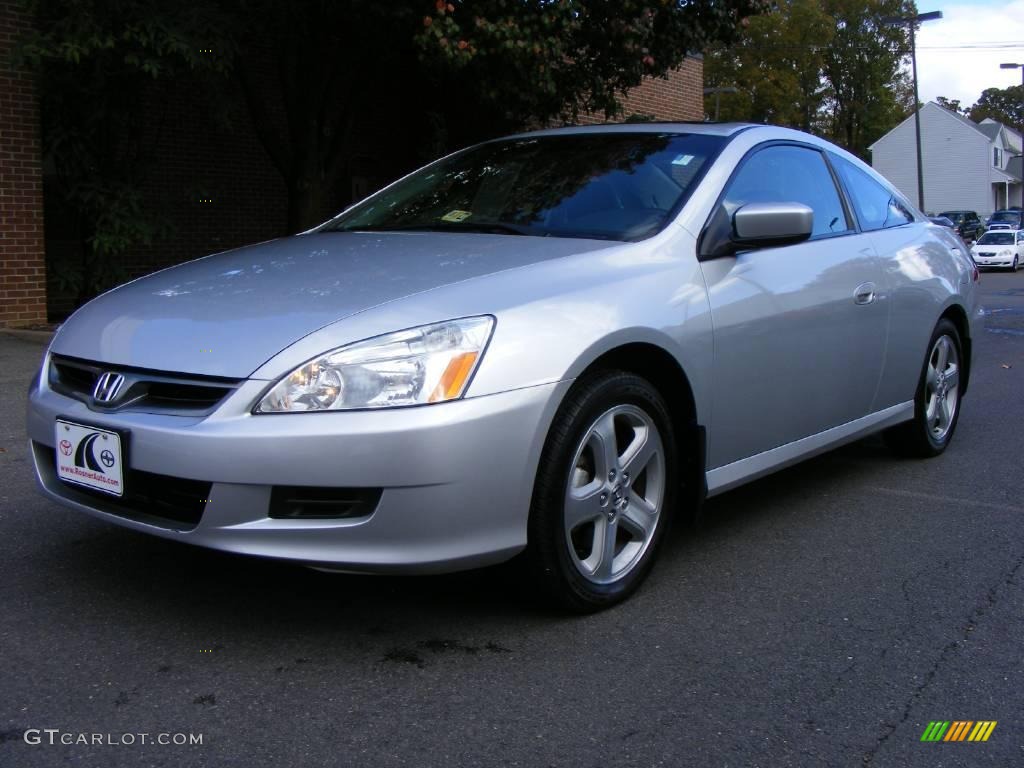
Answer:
[721,145,850,238]
[327,132,726,242]
[832,155,914,231]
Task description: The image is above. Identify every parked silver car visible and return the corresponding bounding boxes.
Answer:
[27,124,983,611]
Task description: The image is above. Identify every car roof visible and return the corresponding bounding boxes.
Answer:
[502,122,758,140]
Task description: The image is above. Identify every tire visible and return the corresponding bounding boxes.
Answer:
[525,371,679,612]
[1014,256,1020,272]
[884,319,963,458]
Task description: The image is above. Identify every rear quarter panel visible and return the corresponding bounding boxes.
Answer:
[869,222,975,409]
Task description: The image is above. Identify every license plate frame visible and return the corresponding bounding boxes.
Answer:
[54,418,127,497]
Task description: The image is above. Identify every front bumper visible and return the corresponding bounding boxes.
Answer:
[973,254,1016,268]
[28,371,568,573]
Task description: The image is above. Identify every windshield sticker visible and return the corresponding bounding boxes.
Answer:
[672,154,695,166]
[441,209,473,223]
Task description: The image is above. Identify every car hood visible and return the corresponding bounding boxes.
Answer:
[51,231,618,378]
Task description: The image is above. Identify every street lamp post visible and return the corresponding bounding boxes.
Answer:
[883,10,943,211]
[703,86,738,122]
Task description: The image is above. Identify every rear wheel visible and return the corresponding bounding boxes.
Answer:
[525,371,678,612]
[885,319,963,457]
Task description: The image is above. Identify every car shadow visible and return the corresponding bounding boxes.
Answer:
[44,433,901,635]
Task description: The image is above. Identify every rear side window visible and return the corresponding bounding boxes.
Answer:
[723,145,850,238]
[832,155,913,230]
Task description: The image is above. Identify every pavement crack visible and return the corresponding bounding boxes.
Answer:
[861,549,1024,764]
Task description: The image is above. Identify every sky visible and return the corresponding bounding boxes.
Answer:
[915,0,1024,106]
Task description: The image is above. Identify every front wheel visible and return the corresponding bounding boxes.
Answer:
[525,371,678,612]
[1014,256,1020,272]
[885,319,963,457]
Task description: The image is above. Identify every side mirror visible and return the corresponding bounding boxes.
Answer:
[699,201,816,260]
[732,202,814,247]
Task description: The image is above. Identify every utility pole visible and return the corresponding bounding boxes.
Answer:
[882,11,943,211]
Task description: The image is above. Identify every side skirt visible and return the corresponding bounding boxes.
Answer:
[704,401,913,497]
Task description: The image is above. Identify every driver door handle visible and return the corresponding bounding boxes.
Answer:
[854,282,877,305]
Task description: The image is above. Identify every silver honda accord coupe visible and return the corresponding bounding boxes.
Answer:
[27,123,983,611]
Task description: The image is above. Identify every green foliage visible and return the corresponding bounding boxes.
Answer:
[704,0,915,158]
[15,0,234,75]
[18,0,769,297]
[17,0,228,306]
[935,95,965,114]
[418,1,768,123]
[821,0,915,159]
[704,0,834,130]
[968,86,1024,130]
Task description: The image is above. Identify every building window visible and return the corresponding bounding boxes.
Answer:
[994,147,1002,167]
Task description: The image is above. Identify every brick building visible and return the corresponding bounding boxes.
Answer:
[577,57,705,125]
[0,1,45,327]
[0,0,705,328]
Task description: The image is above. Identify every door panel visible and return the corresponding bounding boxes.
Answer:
[699,144,892,468]
[700,237,889,468]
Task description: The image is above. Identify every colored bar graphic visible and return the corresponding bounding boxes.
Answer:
[921,720,996,742]
[945,721,972,741]
[921,721,950,741]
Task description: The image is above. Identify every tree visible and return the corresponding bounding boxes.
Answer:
[968,86,1024,130]
[19,0,768,238]
[15,0,230,304]
[704,0,834,130]
[935,95,965,114]
[703,0,915,158]
[819,0,915,158]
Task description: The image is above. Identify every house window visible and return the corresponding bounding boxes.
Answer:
[994,147,1002,167]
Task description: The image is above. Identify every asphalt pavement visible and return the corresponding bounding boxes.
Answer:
[2,271,1023,768]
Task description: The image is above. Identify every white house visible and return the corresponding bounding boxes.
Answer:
[869,102,1022,217]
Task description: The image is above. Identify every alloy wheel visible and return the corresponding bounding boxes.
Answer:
[563,405,665,585]
[924,334,960,443]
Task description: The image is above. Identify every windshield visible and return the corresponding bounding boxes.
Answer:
[978,232,1015,245]
[326,132,726,242]
[939,211,965,222]
[990,211,1020,222]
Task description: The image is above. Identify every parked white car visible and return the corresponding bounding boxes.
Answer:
[970,230,1024,270]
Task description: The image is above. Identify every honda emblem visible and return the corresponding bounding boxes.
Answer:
[92,372,125,404]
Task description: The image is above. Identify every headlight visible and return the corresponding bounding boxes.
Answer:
[255,316,494,412]
[999,249,1013,257]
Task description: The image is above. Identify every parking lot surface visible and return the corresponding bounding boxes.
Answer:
[2,271,1023,767]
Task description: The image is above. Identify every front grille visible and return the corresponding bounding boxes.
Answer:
[38,445,210,530]
[269,486,381,520]
[49,355,240,416]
